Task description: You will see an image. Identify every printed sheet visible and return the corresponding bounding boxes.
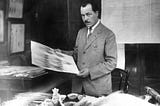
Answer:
[31,41,79,74]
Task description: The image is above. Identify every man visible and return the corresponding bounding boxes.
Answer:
[71,0,117,96]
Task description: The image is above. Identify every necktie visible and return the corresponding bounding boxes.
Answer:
[87,27,92,39]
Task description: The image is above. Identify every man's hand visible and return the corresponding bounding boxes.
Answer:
[54,49,62,53]
[77,68,89,78]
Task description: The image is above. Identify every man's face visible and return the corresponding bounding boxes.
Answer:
[80,4,98,28]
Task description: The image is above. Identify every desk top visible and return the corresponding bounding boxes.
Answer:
[0,66,46,79]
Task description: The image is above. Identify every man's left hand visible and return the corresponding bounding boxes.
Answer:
[78,68,89,78]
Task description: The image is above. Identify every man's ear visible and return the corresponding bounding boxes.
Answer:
[95,11,99,17]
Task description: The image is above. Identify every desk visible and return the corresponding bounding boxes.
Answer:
[0,66,69,102]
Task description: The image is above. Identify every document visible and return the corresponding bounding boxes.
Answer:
[31,41,79,74]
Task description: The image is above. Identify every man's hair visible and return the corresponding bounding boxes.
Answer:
[81,0,99,12]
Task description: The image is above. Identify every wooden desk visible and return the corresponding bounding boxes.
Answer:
[0,66,70,102]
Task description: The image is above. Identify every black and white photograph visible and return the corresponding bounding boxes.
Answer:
[0,0,160,106]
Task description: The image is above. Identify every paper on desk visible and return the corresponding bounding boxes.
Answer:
[31,41,79,74]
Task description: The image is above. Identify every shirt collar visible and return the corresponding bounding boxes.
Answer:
[91,19,100,31]
[88,19,100,33]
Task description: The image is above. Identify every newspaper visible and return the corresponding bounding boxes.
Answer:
[31,41,79,74]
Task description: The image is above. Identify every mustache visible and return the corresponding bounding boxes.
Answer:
[84,20,90,24]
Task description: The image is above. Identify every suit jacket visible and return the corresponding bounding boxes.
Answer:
[72,22,117,96]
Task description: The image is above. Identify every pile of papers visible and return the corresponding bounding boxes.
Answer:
[0,66,45,78]
[31,41,79,75]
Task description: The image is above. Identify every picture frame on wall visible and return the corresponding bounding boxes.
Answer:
[8,0,24,18]
[0,10,4,42]
[8,21,25,53]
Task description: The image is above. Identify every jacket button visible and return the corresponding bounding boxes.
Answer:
[83,51,86,54]
[82,62,85,65]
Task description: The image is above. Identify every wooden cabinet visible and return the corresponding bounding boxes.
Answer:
[0,0,8,61]
[125,44,160,95]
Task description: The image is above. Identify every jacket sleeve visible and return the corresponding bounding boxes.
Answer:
[89,32,117,80]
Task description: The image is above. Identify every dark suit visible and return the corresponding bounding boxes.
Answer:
[72,22,117,96]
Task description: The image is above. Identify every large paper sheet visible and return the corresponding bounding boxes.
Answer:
[10,24,25,53]
[8,0,23,18]
[31,41,79,74]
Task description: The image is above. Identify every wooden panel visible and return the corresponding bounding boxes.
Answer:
[0,0,8,61]
[125,44,160,95]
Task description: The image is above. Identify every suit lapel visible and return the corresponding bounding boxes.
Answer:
[84,23,103,50]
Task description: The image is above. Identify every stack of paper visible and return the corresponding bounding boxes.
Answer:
[31,41,79,74]
[0,66,45,78]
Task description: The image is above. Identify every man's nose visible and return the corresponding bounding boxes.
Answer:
[84,15,89,21]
